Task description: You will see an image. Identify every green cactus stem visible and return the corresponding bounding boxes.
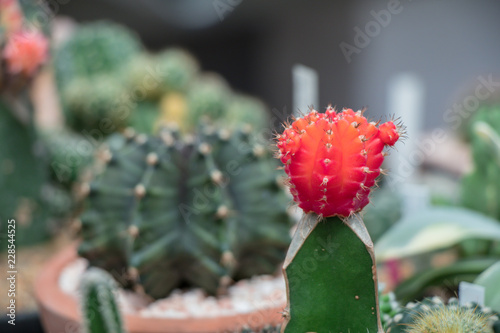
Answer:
[281,214,382,332]
[80,267,126,333]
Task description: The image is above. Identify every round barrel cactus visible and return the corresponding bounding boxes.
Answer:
[78,125,292,299]
[54,21,142,132]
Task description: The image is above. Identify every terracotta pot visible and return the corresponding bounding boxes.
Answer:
[35,245,285,333]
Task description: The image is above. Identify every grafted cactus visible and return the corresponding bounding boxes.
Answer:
[275,107,402,332]
[79,125,292,299]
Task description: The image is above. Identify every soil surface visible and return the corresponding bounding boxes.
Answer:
[60,258,287,318]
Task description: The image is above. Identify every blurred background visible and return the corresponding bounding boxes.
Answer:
[2,0,500,332]
[54,0,500,126]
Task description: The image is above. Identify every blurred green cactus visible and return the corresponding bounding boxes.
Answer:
[0,100,53,245]
[78,125,292,299]
[80,267,126,333]
[385,297,500,333]
[54,21,142,132]
[379,291,400,328]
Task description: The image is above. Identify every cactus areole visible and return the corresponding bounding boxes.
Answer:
[276,107,401,217]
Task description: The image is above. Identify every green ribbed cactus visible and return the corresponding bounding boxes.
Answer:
[78,125,292,299]
[385,297,500,333]
[80,267,126,333]
[461,106,500,221]
[55,21,142,132]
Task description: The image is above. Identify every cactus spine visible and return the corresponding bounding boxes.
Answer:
[79,125,292,299]
[276,107,402,332]
[80,267,126,333]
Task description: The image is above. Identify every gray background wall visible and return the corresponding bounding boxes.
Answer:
[54,0,500,130]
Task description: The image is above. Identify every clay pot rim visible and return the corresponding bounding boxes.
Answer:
[34,243,285,333]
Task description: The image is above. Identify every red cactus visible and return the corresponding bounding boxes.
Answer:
[276,107,401,217]
[3,30,49,77]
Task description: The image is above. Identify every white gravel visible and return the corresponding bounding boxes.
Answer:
[59,258,286,318]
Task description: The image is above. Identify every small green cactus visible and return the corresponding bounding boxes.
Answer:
[54,21,142,132]
[61,75,130,131]
[385,297,500,333]
[80,267,126,333]
[379,291,400,328]
[55,21,141,83]
[78,124,292,299]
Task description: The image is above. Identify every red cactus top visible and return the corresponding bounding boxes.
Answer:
[276,107,401,218]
